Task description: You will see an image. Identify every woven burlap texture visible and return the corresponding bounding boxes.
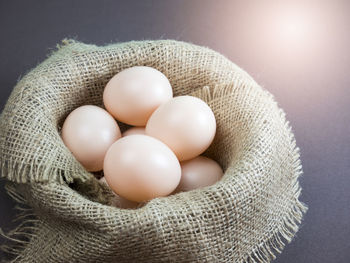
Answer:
[0,40,307,263]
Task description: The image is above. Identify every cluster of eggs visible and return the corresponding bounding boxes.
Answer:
[61,66,223,207]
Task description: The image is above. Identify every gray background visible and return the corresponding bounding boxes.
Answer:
[0,0,349,262]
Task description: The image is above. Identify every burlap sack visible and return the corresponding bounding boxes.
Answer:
[0,40,307,263]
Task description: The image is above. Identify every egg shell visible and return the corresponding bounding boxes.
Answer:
[61,105,121,172]
[103,135,181,202]
[146,96,216,161]
[103,66,173,126]
[122,127,146,137]
[175,156,223,193]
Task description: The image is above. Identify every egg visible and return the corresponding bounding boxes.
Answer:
[103,66,173,126]
[103,135,181,202]
[122,127,146,137]
[99,177,139,209]
[175,156,223,193]
[146,96,216,161]
[61,105,121,172]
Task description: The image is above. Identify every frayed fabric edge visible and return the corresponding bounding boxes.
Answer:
[0,184,39,263]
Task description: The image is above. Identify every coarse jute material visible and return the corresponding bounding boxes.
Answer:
[0,39,307,263]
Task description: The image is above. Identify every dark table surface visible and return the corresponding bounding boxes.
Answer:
[1,1,349,262]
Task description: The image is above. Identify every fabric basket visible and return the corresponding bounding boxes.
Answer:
[0,39,307,263]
